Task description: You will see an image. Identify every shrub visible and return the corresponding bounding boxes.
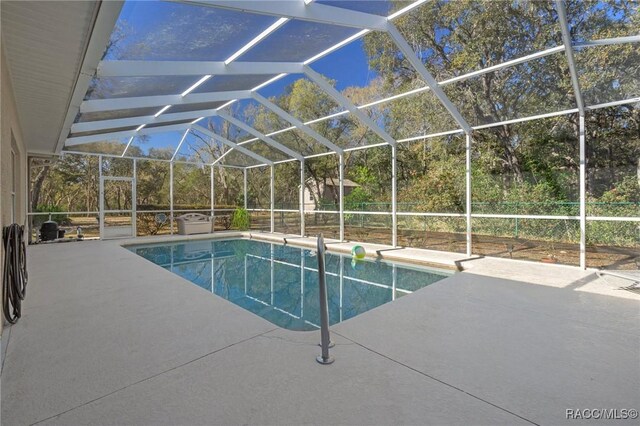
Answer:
[34,204,70,226]
[230,207,250,230]
[136,213,169,236]
[344,187,373,211]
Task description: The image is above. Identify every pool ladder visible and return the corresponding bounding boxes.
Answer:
[316,234,334,365]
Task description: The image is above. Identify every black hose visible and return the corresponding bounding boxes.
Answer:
[3,224,28,324]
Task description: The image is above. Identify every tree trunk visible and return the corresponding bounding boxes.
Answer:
[305,162,323,210]
[216,166,229,206]
[479,73,524,183]
[31,165,50,210]
[497,125,524,183]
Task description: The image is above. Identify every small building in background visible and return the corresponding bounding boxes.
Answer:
[302,177,359,211]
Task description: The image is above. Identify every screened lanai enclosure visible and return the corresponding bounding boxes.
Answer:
[30,0,639,269]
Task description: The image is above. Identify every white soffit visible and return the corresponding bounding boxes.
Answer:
[1,1,100,153]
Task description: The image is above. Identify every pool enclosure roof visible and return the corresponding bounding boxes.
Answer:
[61,0,640,168]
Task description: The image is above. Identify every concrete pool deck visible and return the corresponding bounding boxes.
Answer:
[1,233,638,425]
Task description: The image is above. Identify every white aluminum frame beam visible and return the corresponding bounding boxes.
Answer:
[247,93,640,169]
[304,65,396,147]
[251,92,344,155]
[391,145,397,246]
[234,45,567,147]
[465,133,472,256]
[77,28,624,147]
[235,33,638,153]
[66,0,636,159]
[220,45,571,156]
[339,153,345,241]
[210,148,235,166]
[575,34,640,48]
[270,165,275,232]
[210,164,215,225]
[191,124,273,166]
[243,169,248,209]
[225,17,289,64]
[171,130,191,161]
[66,123,192,146]
[55,1,125,153]
[81,90,252,113]
[385,22,472,134]
[441,45,566,86]
[586,97,640,110]
[97,61,304,77]
[170,162,174,233]
[300,159,305,237]
[556,0,586,269]
[147,14,290,126]
[555,0,585,114]
[71,107,225,133]
[61,149,211,166]
[121,136,134,157]
[176,0,389,31]
[216,112,303,161]
[578,116,587,269]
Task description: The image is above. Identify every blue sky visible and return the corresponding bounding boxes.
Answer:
[115,1,378,152]
[98,0,636,156]
[141,37,374,152]
[114,1,376,93]
[260,39,376,98]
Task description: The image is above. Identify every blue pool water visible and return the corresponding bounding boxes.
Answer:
[128,239,452,331]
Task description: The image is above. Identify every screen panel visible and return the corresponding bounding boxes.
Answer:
[193,75,278,94]
[127,132,185,160]
[472,114,580,216]
[397,134,465,214]
[574,43,640,106]
[106,1,281,61]
[76,107,160,123]
[63,138,130,156]
[238,19,361,62]
[274,161,301,210]
[443,52,576,127]
[316,1,413,16]
[472,217,580,266]
[381,89,460,140]
[241,140,292,162]
[314,31,419,106]
[85,76,200,100]
[175,129,219,164]
[585,106,639,218]
[247,166,271,209]
[391,0,562,78]
[305,154,341,212]
[566,0,638,42]
[586,220,639,270]
[173,163,211,210]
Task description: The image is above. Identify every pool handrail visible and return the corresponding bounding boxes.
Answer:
[316,233,334,365]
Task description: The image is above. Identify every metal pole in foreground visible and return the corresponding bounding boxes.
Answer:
[169,162,174,235]
[316,233,334,365]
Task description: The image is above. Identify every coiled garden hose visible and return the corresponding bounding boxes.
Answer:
[2,224,28,324]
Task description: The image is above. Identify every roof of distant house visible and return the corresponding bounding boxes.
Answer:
[324,177,359,187]
[303,177,360,188]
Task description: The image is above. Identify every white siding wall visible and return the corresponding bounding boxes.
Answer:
[0,44,28,337]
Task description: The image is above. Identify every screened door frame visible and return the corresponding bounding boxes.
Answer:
[99,173,136,240]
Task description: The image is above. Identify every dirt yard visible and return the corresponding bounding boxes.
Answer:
[33,214,638,270]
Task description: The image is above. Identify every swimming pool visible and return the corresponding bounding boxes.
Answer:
[128,239,452,331]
